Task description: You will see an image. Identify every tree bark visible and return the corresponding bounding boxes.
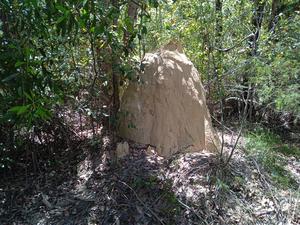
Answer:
[214,0,225,157]
[242,0,266,120]
[268,0,280,31]
[215,0,223,46]
[0,6,9,36]
[123,1,139,51]
[249,0,266,56]
[215,0,223,79]
[214,0,223,80]
[111,0,120,128]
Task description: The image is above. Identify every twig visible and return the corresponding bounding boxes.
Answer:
[211,115,234,133]
[225,97,259,105]
[224,127,243,167]
[288,186,299,224]
[41,193,53,209]
[185,163,209,176]
[150,193,166,208]
[118,181,165,225]
[177,199,208,225]
[223,82,252,166]
[251,159,281,218]
[214,34,255,52]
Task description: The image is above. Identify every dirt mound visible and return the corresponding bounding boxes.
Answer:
[119,42,220,157]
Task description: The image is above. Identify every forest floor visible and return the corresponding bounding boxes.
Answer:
[0,121,299,225]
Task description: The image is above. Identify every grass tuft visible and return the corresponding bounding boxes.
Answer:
[245,127,299,189]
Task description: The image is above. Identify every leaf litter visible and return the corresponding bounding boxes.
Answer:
[0,131,299,225]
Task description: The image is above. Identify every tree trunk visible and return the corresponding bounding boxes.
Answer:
[268,0,282,32]
[242,0,266,120]
[0,6,9,36]
[215,0,223,66]
[249,0,266,56]
[214,0,225,156]
[214,0,223,96]
[111,0,120,129]
[123,1,139,51]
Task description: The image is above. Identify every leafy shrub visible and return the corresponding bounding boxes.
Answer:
[253,14,300,116]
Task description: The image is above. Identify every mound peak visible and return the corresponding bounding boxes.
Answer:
[119,45,220,157]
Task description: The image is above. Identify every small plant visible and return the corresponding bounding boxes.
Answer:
[216,178,230,192]
[246,127,300,158]
[245,127,298,189]
[132,176,159,189]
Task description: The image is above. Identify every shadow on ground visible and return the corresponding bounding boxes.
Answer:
[1,130,299,225]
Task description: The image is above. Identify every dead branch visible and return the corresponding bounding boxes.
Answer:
[211,115,234,133]
[214,33,255,52]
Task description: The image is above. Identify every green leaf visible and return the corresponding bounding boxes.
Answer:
[56,16,66,25]
[24,92,33,101]
[95,24,105,35]
[56,4,67,13]
[35,107,51,120]
[141,26,147,34]
[2,73,18,83]
[149,0,159,8]
[82,0,88,7]
[8,105,30,115]
[15,61,25,67]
